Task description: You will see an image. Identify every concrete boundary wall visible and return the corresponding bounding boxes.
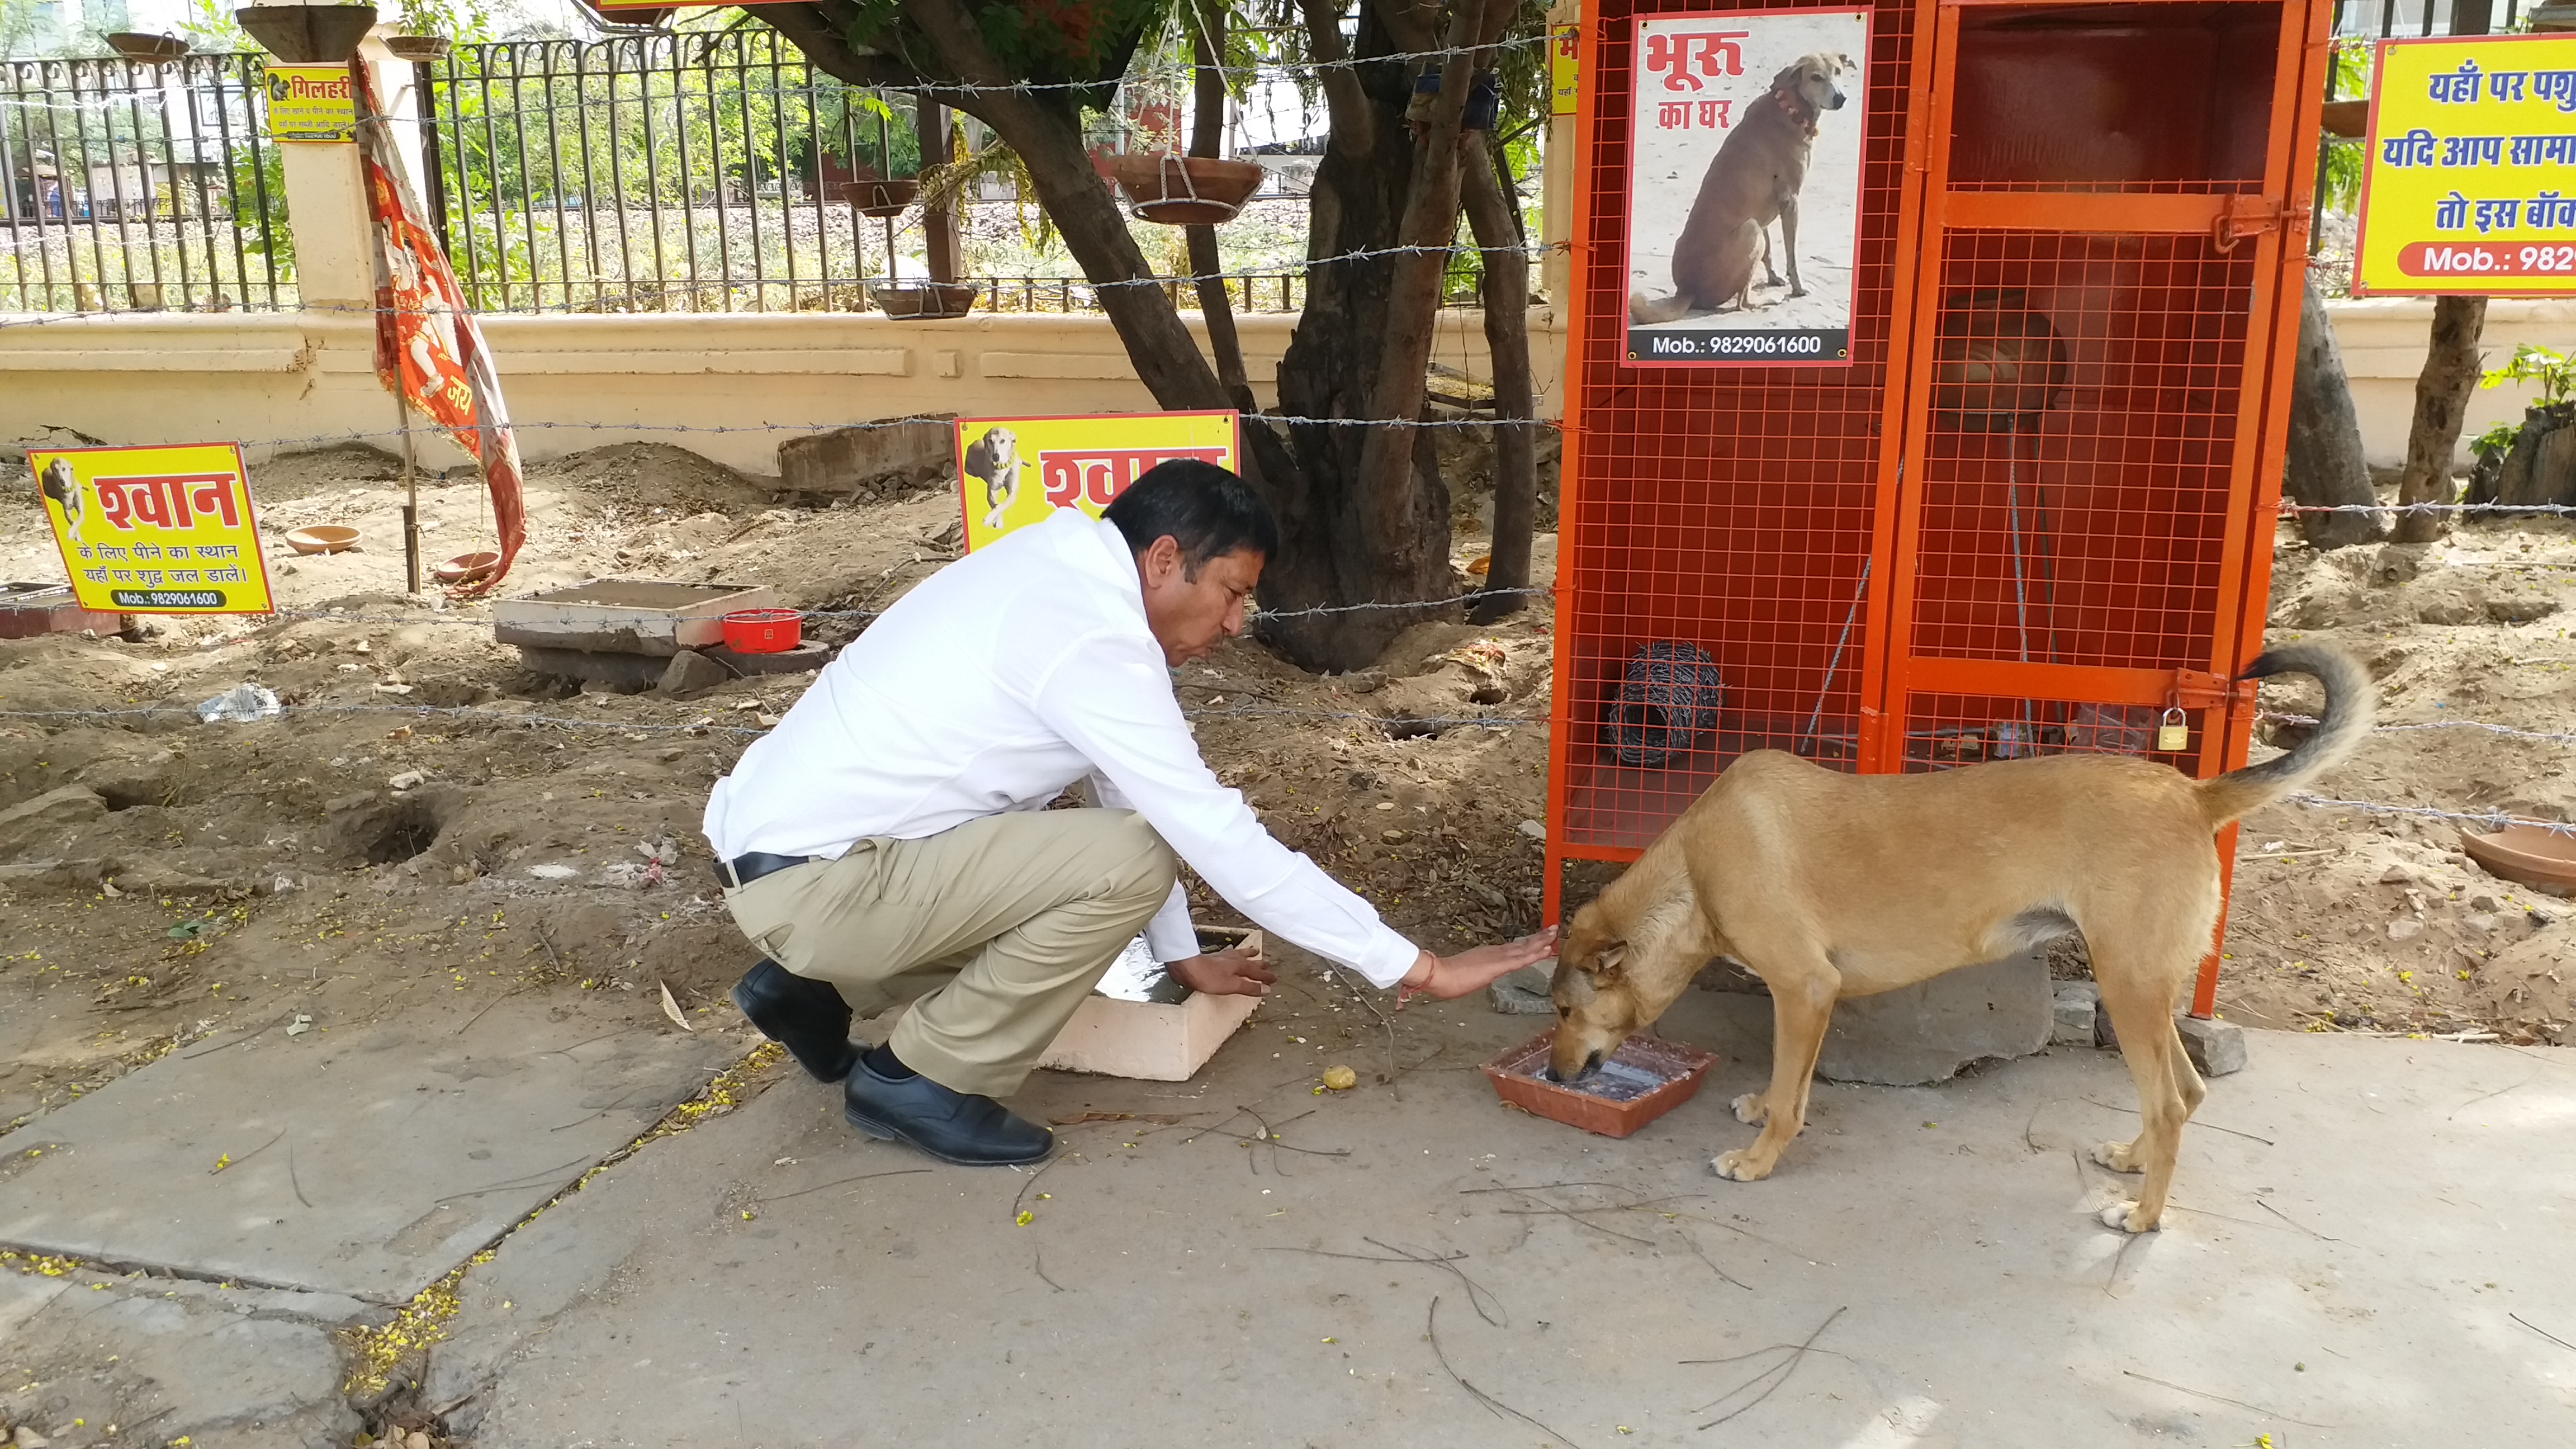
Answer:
[3,299,2564,479]
[0,307,1566,478]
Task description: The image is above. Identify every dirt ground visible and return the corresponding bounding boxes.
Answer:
[0,437,2570,1157]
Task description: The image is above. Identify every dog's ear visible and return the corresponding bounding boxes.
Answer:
[1595,941,1627,976]
[1773,60,1805,92]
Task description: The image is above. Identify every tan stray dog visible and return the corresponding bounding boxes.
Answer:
[1631,51,1857,324]
[1549,645,2373,1233]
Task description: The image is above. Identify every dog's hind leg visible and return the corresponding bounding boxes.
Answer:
[1713,942,1840,1182]
[2086,935,2208,1233]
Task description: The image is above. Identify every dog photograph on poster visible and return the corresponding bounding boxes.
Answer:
[1625,9,1869,366]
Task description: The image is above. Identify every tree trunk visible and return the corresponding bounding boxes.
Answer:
[772,0,1234,411]
[2392,294,2488,544]
[1461,127,1537,622]
[2283,272,2383,550]
[767,0,1522,671]
[916,94,963,284]
[1256,0,1513,671]
[1188,1,1254,412]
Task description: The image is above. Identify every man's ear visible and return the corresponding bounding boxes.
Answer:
[1140,534,1184,585]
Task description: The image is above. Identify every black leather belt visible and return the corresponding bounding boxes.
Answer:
[716,851,817,889]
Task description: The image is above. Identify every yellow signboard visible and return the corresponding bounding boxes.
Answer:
[955,411,1241,553]
[1552,23,1581,117]
[264,64,357,143]
[29,444,274,614]
[2354,34,2576,297]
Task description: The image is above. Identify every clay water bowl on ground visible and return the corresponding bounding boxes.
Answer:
[432,551,502,586]
[2460,823,2576,896]
[285,525,359,555]
[1481,1030,1720,1138]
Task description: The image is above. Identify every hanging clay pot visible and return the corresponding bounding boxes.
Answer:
[384,35,452,63]
[842,179,920,219]
[870,282,979,320]
[1110,153,1265,226]
[106,32,190,63]
[233,4,377,64]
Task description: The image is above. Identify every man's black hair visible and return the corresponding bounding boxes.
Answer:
[1102,459,1281,575]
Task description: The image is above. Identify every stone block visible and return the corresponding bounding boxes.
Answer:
[2052,981,2101,1048]
[777,414,956,498]
[1489,963,1555,1015]
[1703,950,2053,1086]
[659,647,732,697]
[2175,1014,2247,1077]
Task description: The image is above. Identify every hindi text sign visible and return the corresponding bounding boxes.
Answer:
[1622,9,1869,366]
[955,411,1242,552]
[1552,23,1581,116]
[2355,34,2576,296]
[264,65,357,144]
[29,444,274,614]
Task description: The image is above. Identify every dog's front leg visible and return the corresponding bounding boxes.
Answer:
[1714,960,1838,1182]
[1779,194,1806,298]
[1759,224,1783,288]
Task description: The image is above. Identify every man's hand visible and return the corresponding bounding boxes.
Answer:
[1167,941,1276,997]
[1398,925,1561,1005]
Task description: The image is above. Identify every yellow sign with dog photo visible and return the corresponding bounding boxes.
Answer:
[1622,8,1869,366]
[29,443,274,614]
[954,411,1241,553]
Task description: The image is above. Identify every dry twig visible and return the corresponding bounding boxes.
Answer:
[1426,1296,1584,1447]
[1684,1305,1845,1430]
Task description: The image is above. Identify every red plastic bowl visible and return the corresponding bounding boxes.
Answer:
[720,608,802,654]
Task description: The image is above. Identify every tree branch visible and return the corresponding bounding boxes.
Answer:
[897,0,1229,411]
[1299,0,1375,158]
[760,3,943,97]
[1354,0,1515,553]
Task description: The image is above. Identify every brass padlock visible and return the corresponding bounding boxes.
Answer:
[2156,707,2190,752]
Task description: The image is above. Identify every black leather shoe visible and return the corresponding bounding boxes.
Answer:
[731,960,860,1082]
[842,1060,1054,1166]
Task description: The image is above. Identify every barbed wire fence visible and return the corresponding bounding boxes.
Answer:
[5,26,2572,884]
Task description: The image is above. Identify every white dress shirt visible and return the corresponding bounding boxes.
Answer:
[702,508,1423,987]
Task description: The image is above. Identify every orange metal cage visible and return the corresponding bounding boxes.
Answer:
[1545,0,2331,1015]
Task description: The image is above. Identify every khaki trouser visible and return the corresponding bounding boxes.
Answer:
[721,808,1178,1098]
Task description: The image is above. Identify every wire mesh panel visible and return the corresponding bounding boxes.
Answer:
[1907,231,2256,676]
[1551,0,1919,864]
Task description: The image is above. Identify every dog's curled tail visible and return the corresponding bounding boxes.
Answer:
[2194,644,2375,827]
[1630,292,1694,324]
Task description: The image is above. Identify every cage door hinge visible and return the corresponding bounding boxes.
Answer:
[2212,196,2291,252]
[2171,669,2257,710]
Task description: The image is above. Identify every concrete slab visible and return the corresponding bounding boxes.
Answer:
[0,1000,735,1304]
[428,987,2576,1448]
[0,1267,361,1449]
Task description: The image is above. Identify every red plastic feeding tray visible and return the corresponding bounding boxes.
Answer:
[720,608,802,654]
[1481,1030,1719,1138]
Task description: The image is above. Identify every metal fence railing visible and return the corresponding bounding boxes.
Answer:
[422,32,1308,317]
[1,53,294,313]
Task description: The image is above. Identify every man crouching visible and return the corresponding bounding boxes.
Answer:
[703,460,1555,1164]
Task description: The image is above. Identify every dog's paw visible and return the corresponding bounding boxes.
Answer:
[2098,1200,2161,1233]
[1730,1092,1768,1126]
[1711,1149,1773,1182]
[2089,1139,2143,1174]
